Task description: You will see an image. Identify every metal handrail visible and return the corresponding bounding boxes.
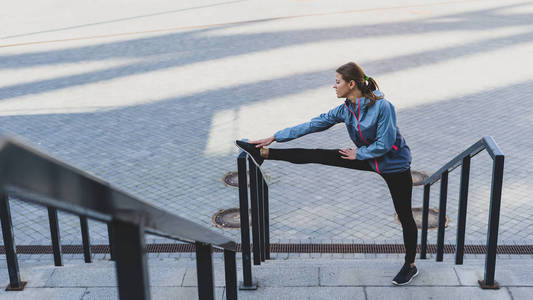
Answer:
[236,150,271,290]
[419,136,504,289]
[423,137,502,186]
[0,136,238,299]
[0,137,236,250]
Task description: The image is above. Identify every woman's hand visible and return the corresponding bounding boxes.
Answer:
[249,136,275,148]
[339,148,357,160]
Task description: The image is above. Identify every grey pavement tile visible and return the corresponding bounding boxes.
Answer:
[46,264,117,287]
[454,264,533,287]
[364,253,377,259]
[181,267,228,287]
[148,264,187,287]
[507,287,533,300]
[248,265,319,287]
[82,287,225,300]
[81,288,117,300]
[365,287,512,300]
[408,263,460,286]
[0,264,55,288]
[152,287,225,300]
[0,288,86,300]
[184,263,319,288]
[320,263,396,286]
[237,287,365,300]
[320,261,460,286]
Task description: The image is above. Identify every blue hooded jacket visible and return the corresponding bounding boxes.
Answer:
[273,91,411,174]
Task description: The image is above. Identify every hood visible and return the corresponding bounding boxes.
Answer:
[373,90,384,98]
[363,90,385,108]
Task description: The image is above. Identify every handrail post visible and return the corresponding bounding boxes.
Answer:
[80,216,92,263]
[223,250,238,300]
[107,223,115,261]
[0,193,27,290]
[436,171,448,262]
[420,184,430,259]
[248,158,262,265]
[237,153,257,289]
[257,168,266,262]
[479,155,504,289]
[195,242,215,300]
[455,156,471,265]
[263,179,270,260]
[111,218,150,300]
[47,207,63,266]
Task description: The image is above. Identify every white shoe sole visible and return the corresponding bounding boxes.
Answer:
[392,269,419,286]
[235,141,264,170]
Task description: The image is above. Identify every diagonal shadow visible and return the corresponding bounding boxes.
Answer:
[2,1,531,70]
[0,78,531,244]
[0,0,247,40]
[0,2,530,103]
[1,26,532,102]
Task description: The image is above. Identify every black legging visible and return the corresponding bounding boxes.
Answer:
[269,148,417,264]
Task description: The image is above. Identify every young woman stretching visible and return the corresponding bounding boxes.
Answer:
[236,62,418,285]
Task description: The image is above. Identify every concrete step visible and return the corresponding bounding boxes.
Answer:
[1,255,532,299]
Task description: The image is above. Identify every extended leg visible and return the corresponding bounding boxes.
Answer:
[268,148,372,171]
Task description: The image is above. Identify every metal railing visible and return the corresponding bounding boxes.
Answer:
[0,136,238,300]
[236,151,270,289]
[419,136,505,289]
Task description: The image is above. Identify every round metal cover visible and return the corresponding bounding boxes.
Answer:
[222,171,248,187]
[395,207,449,229]
[222,171,270,188]
[212,208,251,229]
[411,170,429,186]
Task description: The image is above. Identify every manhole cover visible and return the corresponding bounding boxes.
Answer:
[222,171,249,187]
[212,208,251,229]
[394,207,449,229]
[222,171,270,188]
[411,170,429,186]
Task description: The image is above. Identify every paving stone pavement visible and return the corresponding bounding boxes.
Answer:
[1,255,532,299]
[0,0,532,250]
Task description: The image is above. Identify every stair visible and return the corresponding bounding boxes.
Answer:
[1,255,531,299]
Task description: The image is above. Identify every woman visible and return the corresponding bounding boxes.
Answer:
[235,62,418,285]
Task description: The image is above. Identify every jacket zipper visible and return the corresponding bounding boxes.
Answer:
[344,99,381,174]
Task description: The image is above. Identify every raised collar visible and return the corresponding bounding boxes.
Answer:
[345,97,369,108]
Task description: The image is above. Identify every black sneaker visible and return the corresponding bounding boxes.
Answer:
[392,263,419,286]
[235,140,264,166]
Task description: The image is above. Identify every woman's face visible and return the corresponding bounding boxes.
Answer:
[333,72,352,98]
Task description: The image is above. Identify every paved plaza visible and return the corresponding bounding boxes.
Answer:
[1,0,532,253]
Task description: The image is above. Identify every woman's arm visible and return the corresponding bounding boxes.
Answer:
[356,101,397,160]
[273,104,345,143]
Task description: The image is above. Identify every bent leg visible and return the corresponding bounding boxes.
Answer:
[268,148,372,171]
[381,169,417,264]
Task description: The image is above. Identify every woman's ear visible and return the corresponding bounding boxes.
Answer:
[350,80,356,89]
